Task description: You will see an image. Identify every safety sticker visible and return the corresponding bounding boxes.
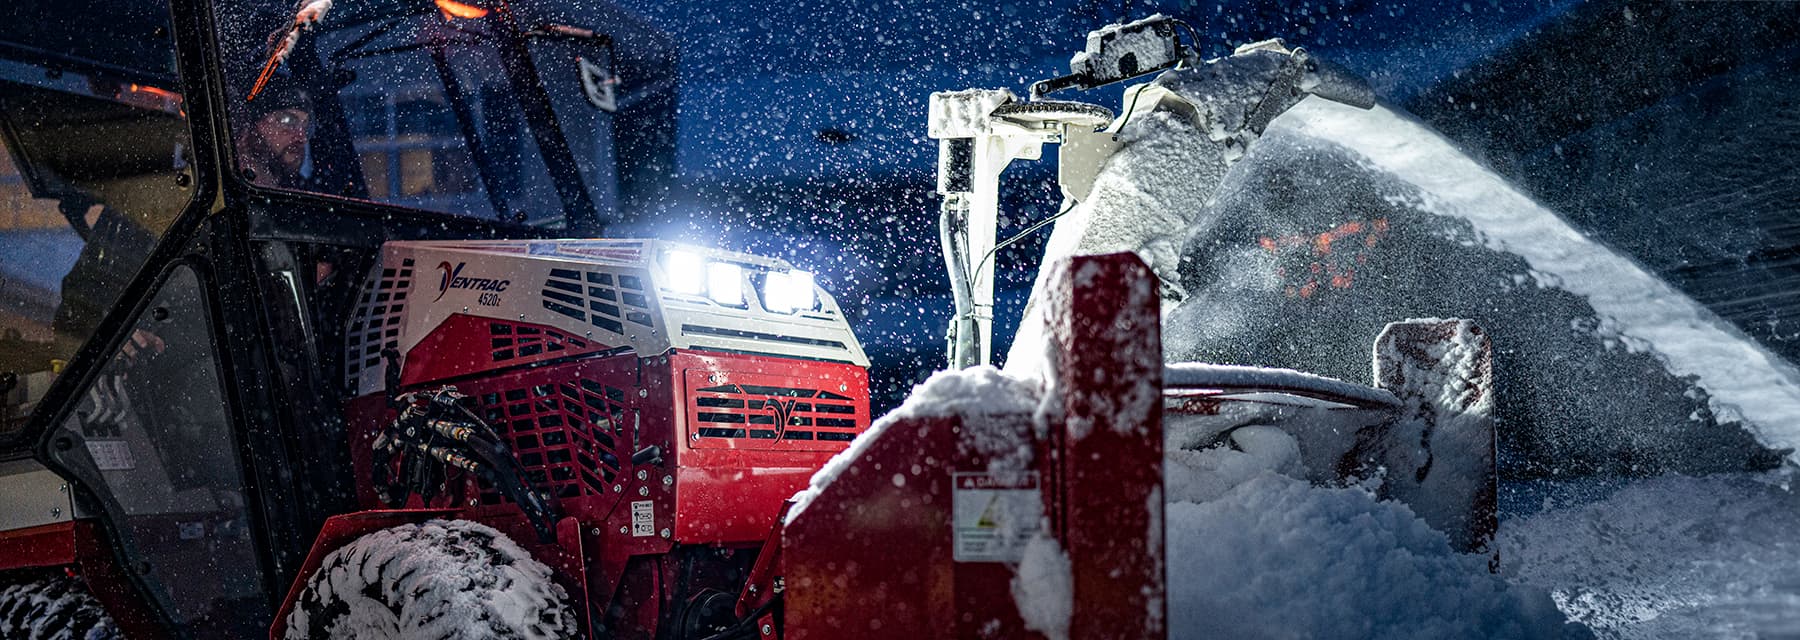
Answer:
[631,500,654,537]
[952,471,1042,563]
[86,440,136,471]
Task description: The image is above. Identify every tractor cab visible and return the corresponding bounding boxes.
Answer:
[0,0,753,637]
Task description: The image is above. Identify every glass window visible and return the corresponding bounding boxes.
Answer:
[46,264,267,637]
[212,0,622,226]
[0,0,194,441]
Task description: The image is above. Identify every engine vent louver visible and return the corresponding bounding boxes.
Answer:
[690,383,863,444]
[542,268,652,337]
[464,377,629,504]
[345,258,414,389]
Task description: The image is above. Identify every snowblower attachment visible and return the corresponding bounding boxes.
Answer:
[1359,319,1498,555]
[932,18,1376,369]
[778,253,1165,640]
[1162,319,1498,556]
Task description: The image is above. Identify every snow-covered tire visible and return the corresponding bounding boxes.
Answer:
[0,573,122,640]
[284,519,577,640]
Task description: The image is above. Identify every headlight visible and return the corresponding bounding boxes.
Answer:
[664,250,706,296]
[764,270,816,314]
[706,262,745,306]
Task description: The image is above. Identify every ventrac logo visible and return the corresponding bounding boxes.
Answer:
[764,397,800,442]
[435,261,511,306]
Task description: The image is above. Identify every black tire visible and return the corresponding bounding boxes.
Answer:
[285,519,577,640]
[0,573,122,640]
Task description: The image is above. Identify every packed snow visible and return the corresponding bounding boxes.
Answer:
[1501,472,1800,639]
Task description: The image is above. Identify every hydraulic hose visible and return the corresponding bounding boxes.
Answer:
[940,201,979,369]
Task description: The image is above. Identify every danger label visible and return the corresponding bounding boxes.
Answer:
[631,500,654,537]
[952,471,1042,563]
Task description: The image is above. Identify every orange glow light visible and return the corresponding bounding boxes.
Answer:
[435,0,490,19]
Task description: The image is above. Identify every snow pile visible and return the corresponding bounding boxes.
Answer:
[1501,472,1800,638]
[1165,470,1587,640]
[786,365,1040,523]
[1162,399,1584,639]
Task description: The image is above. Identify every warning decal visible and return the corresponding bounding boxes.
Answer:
[631,500,654,537]
[952,471,1043,563]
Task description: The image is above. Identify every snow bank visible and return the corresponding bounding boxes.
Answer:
[1501,472,1800,639]
[1166,470,1588,640]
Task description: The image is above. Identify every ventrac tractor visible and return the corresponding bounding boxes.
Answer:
[0,3,1502,639]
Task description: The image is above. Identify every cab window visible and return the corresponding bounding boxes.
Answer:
[0,0,195,442]
[212,0,624,227]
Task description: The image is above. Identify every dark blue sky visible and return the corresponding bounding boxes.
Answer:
[602,0,1583,407]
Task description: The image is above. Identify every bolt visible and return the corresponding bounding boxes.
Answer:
[762,624,773,635]
[469,498,479,506]
[637,469,648,480]
[49,507,62,519]
[619,526,628,534]
[59,484,68,493]
[839,383,847,392]
[613,484,622,493]
[748,584,757,595]
[662,475,673,486]
[638,389,648,398]
[639,486,649,496]
[590,527,601,536]
[690,432,700,442]
[659,528,670,538]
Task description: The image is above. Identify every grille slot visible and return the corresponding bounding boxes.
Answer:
[345,258,413,388]
[462,376,629,505]
[689,381,865,448]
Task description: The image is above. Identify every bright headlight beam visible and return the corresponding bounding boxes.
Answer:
[765,270,816,314]
[664,250,705,296]
[707,262,745,306]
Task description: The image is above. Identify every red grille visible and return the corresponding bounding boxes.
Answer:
[486,320,598,364]
[464,376,629,504]
[685,370,868,451]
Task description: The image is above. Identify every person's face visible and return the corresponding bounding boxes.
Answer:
[255,108,312,172]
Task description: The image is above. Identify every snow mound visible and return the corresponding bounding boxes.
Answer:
[1167,471,1588,640]
[1502,472,1800,639]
